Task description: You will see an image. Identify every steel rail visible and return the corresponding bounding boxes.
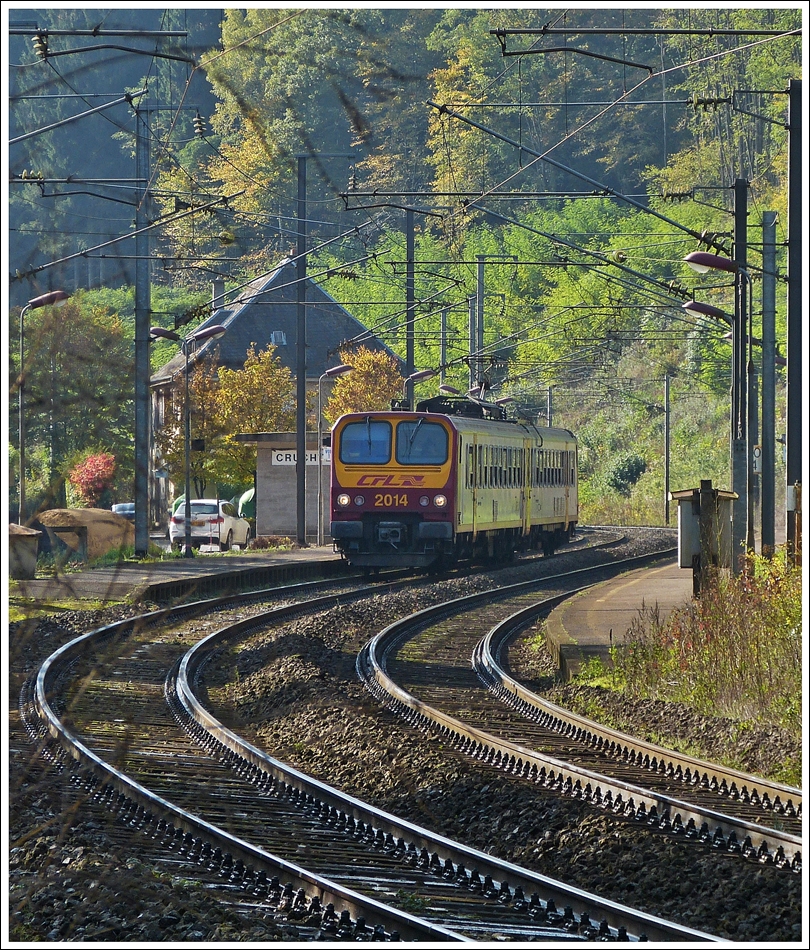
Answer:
[176,593,713,943]
[473,601,802,869]
[24,530,678,941]
[359,552,801,874]
[31,601,468,942]
[480,596,802,816]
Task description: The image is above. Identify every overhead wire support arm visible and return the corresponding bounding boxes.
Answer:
[9,28,188,37]
[495,43,653,75]
[427,99,731,254]
[9,89,147,145]
[10,190,245,283]
[490,26,801,40]
[28,41,195,65]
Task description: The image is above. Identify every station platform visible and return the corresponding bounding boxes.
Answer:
[11,544,344,607]
[12,544,694,670]
[543,559,694,680]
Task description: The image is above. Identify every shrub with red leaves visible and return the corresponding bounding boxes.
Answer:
[68,452,117,507]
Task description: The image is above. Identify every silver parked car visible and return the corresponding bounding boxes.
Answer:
[111,502,135,522]
[169,499,251,552]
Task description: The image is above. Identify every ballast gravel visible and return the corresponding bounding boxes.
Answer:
[8,530,803,942]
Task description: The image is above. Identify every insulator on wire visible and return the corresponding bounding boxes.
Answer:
[193,110,205,138]
[33,33,48,60]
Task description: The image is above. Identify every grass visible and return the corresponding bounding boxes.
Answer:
[8,594,112,624]
[613,549,801,734]
[570,549,801,777]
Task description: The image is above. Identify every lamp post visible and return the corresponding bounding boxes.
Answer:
[317,363,353,546]
[150,323,226,557]
[402,369,437,407]
[17,289,70,524]
[684,251,754,567]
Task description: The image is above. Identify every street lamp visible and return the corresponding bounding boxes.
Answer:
[150,323,226,557]
[684,251,755,565]
[402,369,437,408]
[682,299,733,327]
[18,289,70,524]
[317,363,353,546]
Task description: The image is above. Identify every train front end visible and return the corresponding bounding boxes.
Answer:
[330,412,456,569]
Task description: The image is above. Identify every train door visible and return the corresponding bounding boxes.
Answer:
[458,435,477,537]
[522,439,532,536]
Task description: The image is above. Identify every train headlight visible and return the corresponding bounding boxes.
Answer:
[433,494,447,508]
[337,493,351,507]
[354,495,366,507]
[419,495,430,507]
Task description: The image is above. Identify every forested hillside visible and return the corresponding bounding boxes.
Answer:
[7,7,801,524]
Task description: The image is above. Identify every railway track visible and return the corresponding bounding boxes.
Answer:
[20,533,725,941]
[358,555,802,875]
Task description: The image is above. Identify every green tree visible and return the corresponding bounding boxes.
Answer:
[154,351,224,500]
[9,296,134,513]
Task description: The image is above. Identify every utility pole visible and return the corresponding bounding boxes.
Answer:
[785,79,802,565]
[405,208,415,405]
[134,101,151,557]
[296,156,308,546]
[761,212,777,557]
[468,296,476,390]
[665,374,671,525]
[476,256,485,387]
[731,178,749,569]
[294,152,354,543]
[440,308,448,383]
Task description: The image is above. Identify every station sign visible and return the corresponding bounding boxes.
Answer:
[272,448,331,465]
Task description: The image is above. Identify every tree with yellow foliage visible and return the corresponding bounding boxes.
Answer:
[214,344,297,486]
[323,346,402,424]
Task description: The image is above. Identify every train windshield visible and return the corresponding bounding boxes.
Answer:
[339,419,392,464]
[395,420,448,465]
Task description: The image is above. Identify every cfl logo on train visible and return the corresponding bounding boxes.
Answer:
[356,474,426,487]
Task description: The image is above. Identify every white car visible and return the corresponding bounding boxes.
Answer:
[169,499,251,552]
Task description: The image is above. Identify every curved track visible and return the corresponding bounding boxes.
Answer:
[358,553,801,874]
[22,541,722,942]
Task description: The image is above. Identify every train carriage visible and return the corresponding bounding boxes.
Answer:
[330,395,577,570]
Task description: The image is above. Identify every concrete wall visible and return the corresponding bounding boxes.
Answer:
[255,434,330,541]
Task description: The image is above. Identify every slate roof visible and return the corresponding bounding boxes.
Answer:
[151,259,401,387]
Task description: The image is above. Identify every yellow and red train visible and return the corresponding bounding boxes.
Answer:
[329,394,578,570]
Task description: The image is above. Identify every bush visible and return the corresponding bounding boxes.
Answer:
[604,452,647,497]
[614,548,802,736]
[68,452,116,507]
